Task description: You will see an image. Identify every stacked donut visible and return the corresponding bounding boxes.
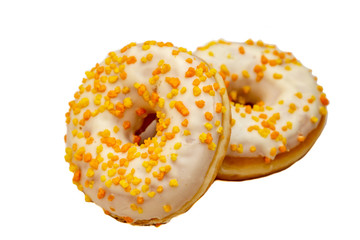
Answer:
[64,40,328,225]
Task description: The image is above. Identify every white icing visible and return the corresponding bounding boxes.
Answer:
[194,40,326,159]
[65,42,225,222]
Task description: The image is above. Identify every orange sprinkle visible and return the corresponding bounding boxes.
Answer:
[245,105,252,114]
[181,119,188,127]
[72,169,81,182]
[185,67,196,78]
[216,103,222,113]
[239,46,245,54]
[120,72,127,80]
[123,121,131,130]
[120,46,128,53]
[279,145,287,153]
[192,79,200,86]
[97,188,105,199]
[195,100,205,108]
[205,112,213,121]
[204,133,213,144]
[136,108,146,116]
[186,58,193,63]
[269,60,277,66]
[84,152,92,162]
[137,196,144,204]
[212,83,219,91]
[261,55,268,64]
[165,77,180,88]
[259,113,268,119]
[297,135,306,142]
[320,93,329,106]
[231,73,238,81]
[108,195,115,201]
[126,56,137,64]
[270,131,279,139]
[175,101,189,116]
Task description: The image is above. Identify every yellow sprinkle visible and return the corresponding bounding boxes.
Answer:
[100,175,106,182]
[108,75,118,83]
[108,169,116,177]
[183,130,191,136]
[86,168,94,177]
[250,146,256,152]
[311,116,318,123]
[174,142,182,150]
[147,191,156,198]
[208,142,216,151]
[169,179,179,187]
[273,73,283,79]
[180,87,187,94]
[105,180,112,188]
[170,153,177,161]
[242,70,250,78]
[163,205,172,212]
[141,184,149,192]
[123,97,132,108]
[199,133,207,143]
[284,65,291,71]
[130,189,140,196]
[319,106,327,115]
[204,123,213,130]
[295,92,303,99]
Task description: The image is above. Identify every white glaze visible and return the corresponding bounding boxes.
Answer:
[194,40,327,159]
[65,42,225,222]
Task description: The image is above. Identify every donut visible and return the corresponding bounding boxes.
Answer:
[64,41,230,225]
[194,39,328,181]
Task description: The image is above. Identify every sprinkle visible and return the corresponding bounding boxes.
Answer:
[205,112,213,121]
[169,179,178,187]
[297,135,306,142]
[175,101,189,116]
[242,70,250,78]
[163,205,172,212]
[204,123,213,130]
[97,188,105,199]
[174,142,182,150]
[193,86,201,96]
[195,100,205,108]
[273,73,283,79]
[319,106,327,115]
[311,116,318,123]
[270,147,277,156]
[295,92,303,99]
[250,146,256,152]
[320,93,329,106]
[185,67,196,78]
[239,46,245,54]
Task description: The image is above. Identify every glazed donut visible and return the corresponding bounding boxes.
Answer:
[194,39,328,181]
[64,41,230,225]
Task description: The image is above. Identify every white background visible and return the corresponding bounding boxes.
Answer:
[1,0,359,239]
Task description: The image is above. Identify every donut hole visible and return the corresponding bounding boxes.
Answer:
[134,113,158,145]
[228,85,263,108]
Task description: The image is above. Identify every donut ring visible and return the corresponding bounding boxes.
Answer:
[64,41,230,225]
[194,39,328,181]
